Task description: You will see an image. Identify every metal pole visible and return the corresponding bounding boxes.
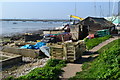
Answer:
[74,2,76,23]
[94,1,97,17]
[118,1,120,16]
[109,0,111,16]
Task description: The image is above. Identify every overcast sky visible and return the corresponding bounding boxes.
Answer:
[0,1,118,19]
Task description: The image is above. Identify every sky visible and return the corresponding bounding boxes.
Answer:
[0,1,119,19]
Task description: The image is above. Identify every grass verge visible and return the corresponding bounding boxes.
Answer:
[85,35,112,50]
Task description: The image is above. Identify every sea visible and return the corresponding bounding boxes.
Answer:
[0,21,65,36]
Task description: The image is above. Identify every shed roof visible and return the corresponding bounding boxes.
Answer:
[81,17,115,27]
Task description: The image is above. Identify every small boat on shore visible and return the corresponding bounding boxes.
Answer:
[13,22,17,24]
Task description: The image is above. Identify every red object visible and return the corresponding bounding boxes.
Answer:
[56,33,72,41]
[48,33,72,41]
[87,34,94,39]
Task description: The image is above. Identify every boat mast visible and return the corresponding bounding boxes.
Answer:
[75,2,76,16]
[94,0,97,17]
[109,0,111,17]
[118,1,120,16]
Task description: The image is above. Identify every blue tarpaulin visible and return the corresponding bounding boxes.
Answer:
[20,42,46,49]
[34,42,46,49]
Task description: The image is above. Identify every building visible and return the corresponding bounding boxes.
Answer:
[81,17,115,34]
[70,23,88,40]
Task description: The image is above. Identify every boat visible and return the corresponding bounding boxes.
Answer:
[13,22,17,24]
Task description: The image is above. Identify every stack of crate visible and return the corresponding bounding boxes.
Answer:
[64,43,74,62]
[64,41,85,62]
[49,40,85,62]
[50,45,64,59]
[48,42,64,59]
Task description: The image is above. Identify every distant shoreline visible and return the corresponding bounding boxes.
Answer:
[0,19,71,22]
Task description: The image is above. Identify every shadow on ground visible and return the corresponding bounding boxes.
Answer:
[74,51,99,64]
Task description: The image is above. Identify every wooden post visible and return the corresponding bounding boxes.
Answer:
[61,35,64,42]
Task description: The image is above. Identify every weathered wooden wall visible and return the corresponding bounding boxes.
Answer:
[70,24,88,40]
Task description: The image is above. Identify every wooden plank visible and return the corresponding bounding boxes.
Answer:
[67,54,74,56]
[67,50,74,53]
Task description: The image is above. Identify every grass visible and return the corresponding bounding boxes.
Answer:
[70,39,120,80]
[5,59,66,80]
[85,35,112,50]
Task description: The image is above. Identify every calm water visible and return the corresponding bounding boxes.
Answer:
[0,21,64,36]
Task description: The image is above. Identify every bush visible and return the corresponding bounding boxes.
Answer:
[70,39,120,80]
[85,35,112,50]
[5,59,66,80]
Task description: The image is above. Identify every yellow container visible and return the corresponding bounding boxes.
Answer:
[36,40,41,42]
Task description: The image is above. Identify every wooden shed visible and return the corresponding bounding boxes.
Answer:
[70,23,88,40]
[81,17,115,34]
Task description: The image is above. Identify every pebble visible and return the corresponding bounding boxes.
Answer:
[1,57,49,79]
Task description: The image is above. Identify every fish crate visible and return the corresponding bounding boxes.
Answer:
[49,44,65,60]
[63,41,85,62]
[49,40,86,62]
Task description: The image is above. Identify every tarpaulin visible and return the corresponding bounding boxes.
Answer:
[20,42,46,49]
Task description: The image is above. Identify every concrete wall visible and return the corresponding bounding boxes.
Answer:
[1,46,40,58]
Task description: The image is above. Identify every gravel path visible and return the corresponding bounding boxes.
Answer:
[61,36,120,79]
